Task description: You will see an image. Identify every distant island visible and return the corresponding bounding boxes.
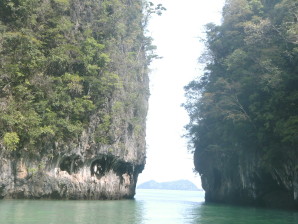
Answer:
[137,180,200,191]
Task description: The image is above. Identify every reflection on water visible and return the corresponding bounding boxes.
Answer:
[0,199,144,224]
[194,202,298,224]
[0,190,298,224]
[135,189,204,224]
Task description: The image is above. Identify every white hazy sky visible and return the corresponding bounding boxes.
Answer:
[137,0,225,188]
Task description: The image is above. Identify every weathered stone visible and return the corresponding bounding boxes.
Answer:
[0,143,146,199]
[0,63,149,200]
[195,149,298,209]
[0,0,149,200]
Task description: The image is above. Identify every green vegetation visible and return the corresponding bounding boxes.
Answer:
[3,132,20,151]
[184,0,298,168]
[0,0,163,155]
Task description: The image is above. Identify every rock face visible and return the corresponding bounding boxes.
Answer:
[195,150,298,209]
[0,0,150,200]
[184,0,298,210]
[0,109,147,199]
[0,96,148,199]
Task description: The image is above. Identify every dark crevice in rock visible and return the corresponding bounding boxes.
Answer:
[60,156,83,175]
[114,160,133,185]
[114,160,133,176]
[91,159,105,178]
[127,123,134,136]
[60,157,72,174]
[50,190,62,199]
[90,155,115,177]
[0,185,4,199]
[90,154,134,181]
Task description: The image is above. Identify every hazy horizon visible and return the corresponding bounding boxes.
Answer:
[138,0,225,189]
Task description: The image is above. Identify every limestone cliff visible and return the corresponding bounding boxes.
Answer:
[0,124,147,199]
[195,150,298,208]
[184,0,298,209]
[0,0,151,199]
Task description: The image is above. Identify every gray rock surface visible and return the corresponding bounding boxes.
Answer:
[0,0,149,200]
[195,150,298,208]
[0,71,149,200]
[0,114,147,199]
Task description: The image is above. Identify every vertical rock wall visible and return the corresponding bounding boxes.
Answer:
[0,0,149,200]
[0,93,148,199]
[195,150,298,209]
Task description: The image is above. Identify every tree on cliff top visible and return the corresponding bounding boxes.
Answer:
[0,0,163,156]
[184,0,298,168]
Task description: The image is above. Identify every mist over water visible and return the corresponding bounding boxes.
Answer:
[0,190,297,224]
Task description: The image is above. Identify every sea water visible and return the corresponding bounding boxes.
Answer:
[0,189,297,224]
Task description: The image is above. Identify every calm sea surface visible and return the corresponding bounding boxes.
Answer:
[0,189,297,224]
